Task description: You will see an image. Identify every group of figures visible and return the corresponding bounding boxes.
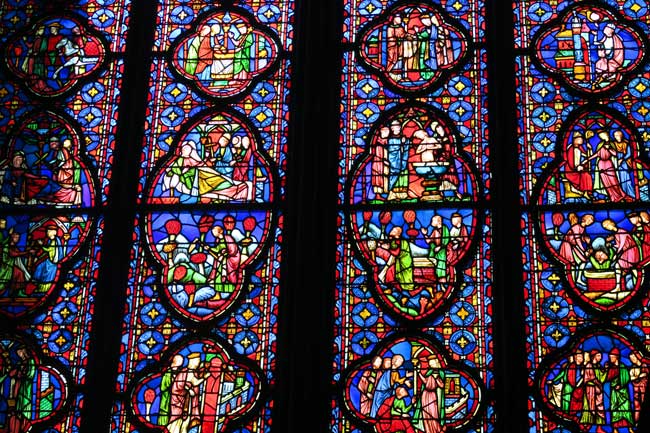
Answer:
[0,338,66,433]
[352,106,477,204]
[0,113,93,207]
[550,117,649,205]
[536,109,650,313]
[534,5,646,93]
[0,215,86,318]
[131,9,279,433]
[148,212,266,321]
[133,341,260,433]
[152,112,272,204]
[544,210,650,309]
[345,338,481,433]
[353,209,473,319]
[172,11,278,97]
[5,17,105,96]
[541,333,650,432]
[531,4,650,430]
[359,5,466,90]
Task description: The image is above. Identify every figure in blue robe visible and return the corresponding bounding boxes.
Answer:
[370,365,392,417]
[386,121,409,196]
[33,231,65,293]
[213,143,234,178]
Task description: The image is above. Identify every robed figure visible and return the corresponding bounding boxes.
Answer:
[376,227,414,292]
[201,355,235,433]
[605,348,634,428]
[579,351,606,426]
[549,354,583,414]
[413,358,445,433]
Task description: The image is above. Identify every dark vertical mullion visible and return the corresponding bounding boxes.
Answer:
[79,2,158,432]
[273,0,343,432]
[486,1,530,432]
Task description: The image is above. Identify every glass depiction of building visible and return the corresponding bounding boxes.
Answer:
[1,1,650,433]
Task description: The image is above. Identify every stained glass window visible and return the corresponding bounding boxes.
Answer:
[4,0,650,432]
[0,1,130,432]
[110,1,294,433]
[332,1,494,432]
[515,1,650,431]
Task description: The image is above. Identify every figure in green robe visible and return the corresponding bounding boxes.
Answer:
[15,348,36,421]
[416,23,435,81]
[390,388,413,417]
[580,351,607,425]
[549,354,581,413]
[423,215,450,281]
[233,27,255,79]
[184,33,203,76]
[168,263,207,285]
[588,240,613,271]
[606,348,634,427]
[384,226,414,292]
[165,144,199,195]
[158,354,184,426]
[207,226,239,294]
[0,222,12,294]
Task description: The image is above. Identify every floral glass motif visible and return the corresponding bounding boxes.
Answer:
[171,9,280,99]
[0,335,69,433]
[130,338,263,433]
[537,329,649,432]
[335,0,492,432]
[147,110,275,204]
[358,2,469,94]
[342,335,483,433]
[4,15,107,98]
[514,0,650,432]
[532,4,647,95]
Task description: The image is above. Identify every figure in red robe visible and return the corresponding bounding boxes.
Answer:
[415,357,445,433]
[594,23,625,82]
[564,132,593,198]
[580,350,606,427]
[168,353,204,433]
[376,386,415,433]
[563,351,585,418]
[196,25,217,76]
[231,136,252,182]
[201,355,236,433]
[447,213,469,264]
[583,132,630,202]
[558,213,593,264]
[629,351,648,422]
[404,10,424,81]
[602,218,639,270]
[639,212,650,259]
[358,356,382,416]
[45,23,64,70]
[386,15,406,73]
